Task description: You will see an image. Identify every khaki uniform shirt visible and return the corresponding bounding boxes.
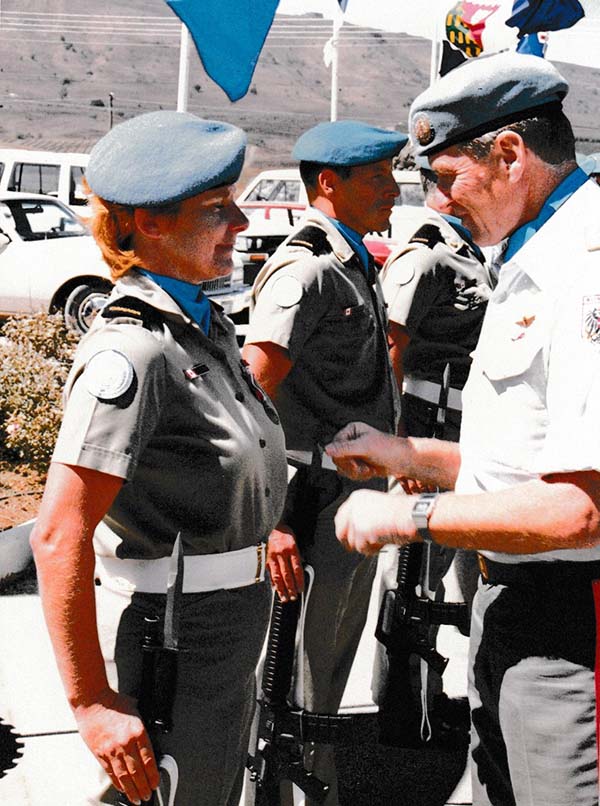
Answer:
[246,209,400,451]
[53,270,288,560]
[381,207,493,389]
[456,180,600,563]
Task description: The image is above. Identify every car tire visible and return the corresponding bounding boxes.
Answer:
[63,282,111,335]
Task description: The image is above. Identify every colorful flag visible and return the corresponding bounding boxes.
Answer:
[506,0,585,35]
[165,0,280,102]
[440,2,503,75]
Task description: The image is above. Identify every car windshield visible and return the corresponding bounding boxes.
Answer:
[0,197,88,241]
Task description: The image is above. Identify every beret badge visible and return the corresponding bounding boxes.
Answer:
[412,113,435,147]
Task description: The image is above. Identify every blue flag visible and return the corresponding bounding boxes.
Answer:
[338,0,350,9]
[516,32,547,56]
[166,0,280,102]
[506,0,584,35]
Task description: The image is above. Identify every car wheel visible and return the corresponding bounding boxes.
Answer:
[63,282,111,334]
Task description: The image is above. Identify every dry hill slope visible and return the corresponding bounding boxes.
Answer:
[1,0,599,182]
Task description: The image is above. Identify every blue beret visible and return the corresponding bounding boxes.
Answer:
[578,153,600,176]
[409,52,568,157]
[292,120,407,166]
[86,110,246,207]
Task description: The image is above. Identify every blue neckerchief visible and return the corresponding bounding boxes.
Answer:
[440,213,485,263]
[139,269,211,334]
[504,167,588,263]
[325,214,370,271]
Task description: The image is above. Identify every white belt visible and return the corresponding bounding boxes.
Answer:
[95,543,266,594]
[286,449,337,472]
[403,376,463,412]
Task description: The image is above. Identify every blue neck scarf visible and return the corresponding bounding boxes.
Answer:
[325,214,371,271]
[504,167,588,264]
[139,269,211,335]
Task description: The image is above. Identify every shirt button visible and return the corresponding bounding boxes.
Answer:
[235,391,245,402]
[265,487,271,497]
[259,439,267,448]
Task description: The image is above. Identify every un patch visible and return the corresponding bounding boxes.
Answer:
[582,295,600,344]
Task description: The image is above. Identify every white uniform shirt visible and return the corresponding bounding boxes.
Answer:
[456,180,600,563]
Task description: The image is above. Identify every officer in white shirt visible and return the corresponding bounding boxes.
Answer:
[325,52,600,806]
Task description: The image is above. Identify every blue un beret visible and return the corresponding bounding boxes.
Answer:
[292,120,407,167]
[86,110,247,207]
[409,52,569,157]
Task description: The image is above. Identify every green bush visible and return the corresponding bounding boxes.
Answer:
[0,312,79,475]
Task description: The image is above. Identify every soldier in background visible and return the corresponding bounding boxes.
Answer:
[243,120,405,805]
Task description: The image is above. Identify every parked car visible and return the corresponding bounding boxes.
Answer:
[0,148,91,217]
[235,167,425,283]
[0,192,250,334]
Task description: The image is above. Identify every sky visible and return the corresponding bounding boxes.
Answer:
[277,0,600,70]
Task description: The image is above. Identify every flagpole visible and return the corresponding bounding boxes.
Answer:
[177,23,191,112]
[330,18,340,121]
[430,0,442,85]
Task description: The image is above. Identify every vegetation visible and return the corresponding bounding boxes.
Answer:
[0,313,79,475]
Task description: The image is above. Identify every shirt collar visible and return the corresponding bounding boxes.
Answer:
[322,213,371,272]
[504,167,588,263]
[440,213,485,263]
[138,269,211,334]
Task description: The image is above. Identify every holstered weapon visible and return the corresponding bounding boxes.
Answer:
[248,588,330,805]
[137,616,179,734]
[117,538,183,806]
[375,541,470,748]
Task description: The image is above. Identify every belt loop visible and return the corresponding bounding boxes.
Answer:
[477,553,489,583]
[255,542,264,583]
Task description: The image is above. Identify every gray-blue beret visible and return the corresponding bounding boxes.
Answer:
[578,153,600,176]
[292,120,407,166]
[409,52,568,157]
[86,110,246,207]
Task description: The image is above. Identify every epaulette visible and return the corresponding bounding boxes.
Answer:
[100,296,163,329]
[408,224,445,250]
[287,225,331,256]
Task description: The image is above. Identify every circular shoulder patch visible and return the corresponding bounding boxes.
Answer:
[270,275,304,308]
[85,350,134,401]
[388,258,415,287]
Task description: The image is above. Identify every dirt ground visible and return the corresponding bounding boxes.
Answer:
[0,457,43,533]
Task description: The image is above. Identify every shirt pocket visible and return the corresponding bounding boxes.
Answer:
[479,333,544,382]
[321,303,375,339]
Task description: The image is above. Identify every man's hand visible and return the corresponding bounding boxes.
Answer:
[74,689,160,805]
[335,489,419,556]
[325,422,406,480]
[267,524,304,602]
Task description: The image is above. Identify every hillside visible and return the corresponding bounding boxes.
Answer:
[1,0,599,185]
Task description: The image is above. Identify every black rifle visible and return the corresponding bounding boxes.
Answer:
[375,541,469,747]
[248,586,331,805]
[377,365,469,747]
[117,536,183,806]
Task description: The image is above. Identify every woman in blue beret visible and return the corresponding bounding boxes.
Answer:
[31,111,288,806]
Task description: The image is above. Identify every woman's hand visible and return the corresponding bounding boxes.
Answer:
[74,688,160,805]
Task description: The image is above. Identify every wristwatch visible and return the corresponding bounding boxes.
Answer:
[411,492,439,543]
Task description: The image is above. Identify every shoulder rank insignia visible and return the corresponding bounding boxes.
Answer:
[288,225,330,256]
[409,224,445,250]
[101,296,163,330]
